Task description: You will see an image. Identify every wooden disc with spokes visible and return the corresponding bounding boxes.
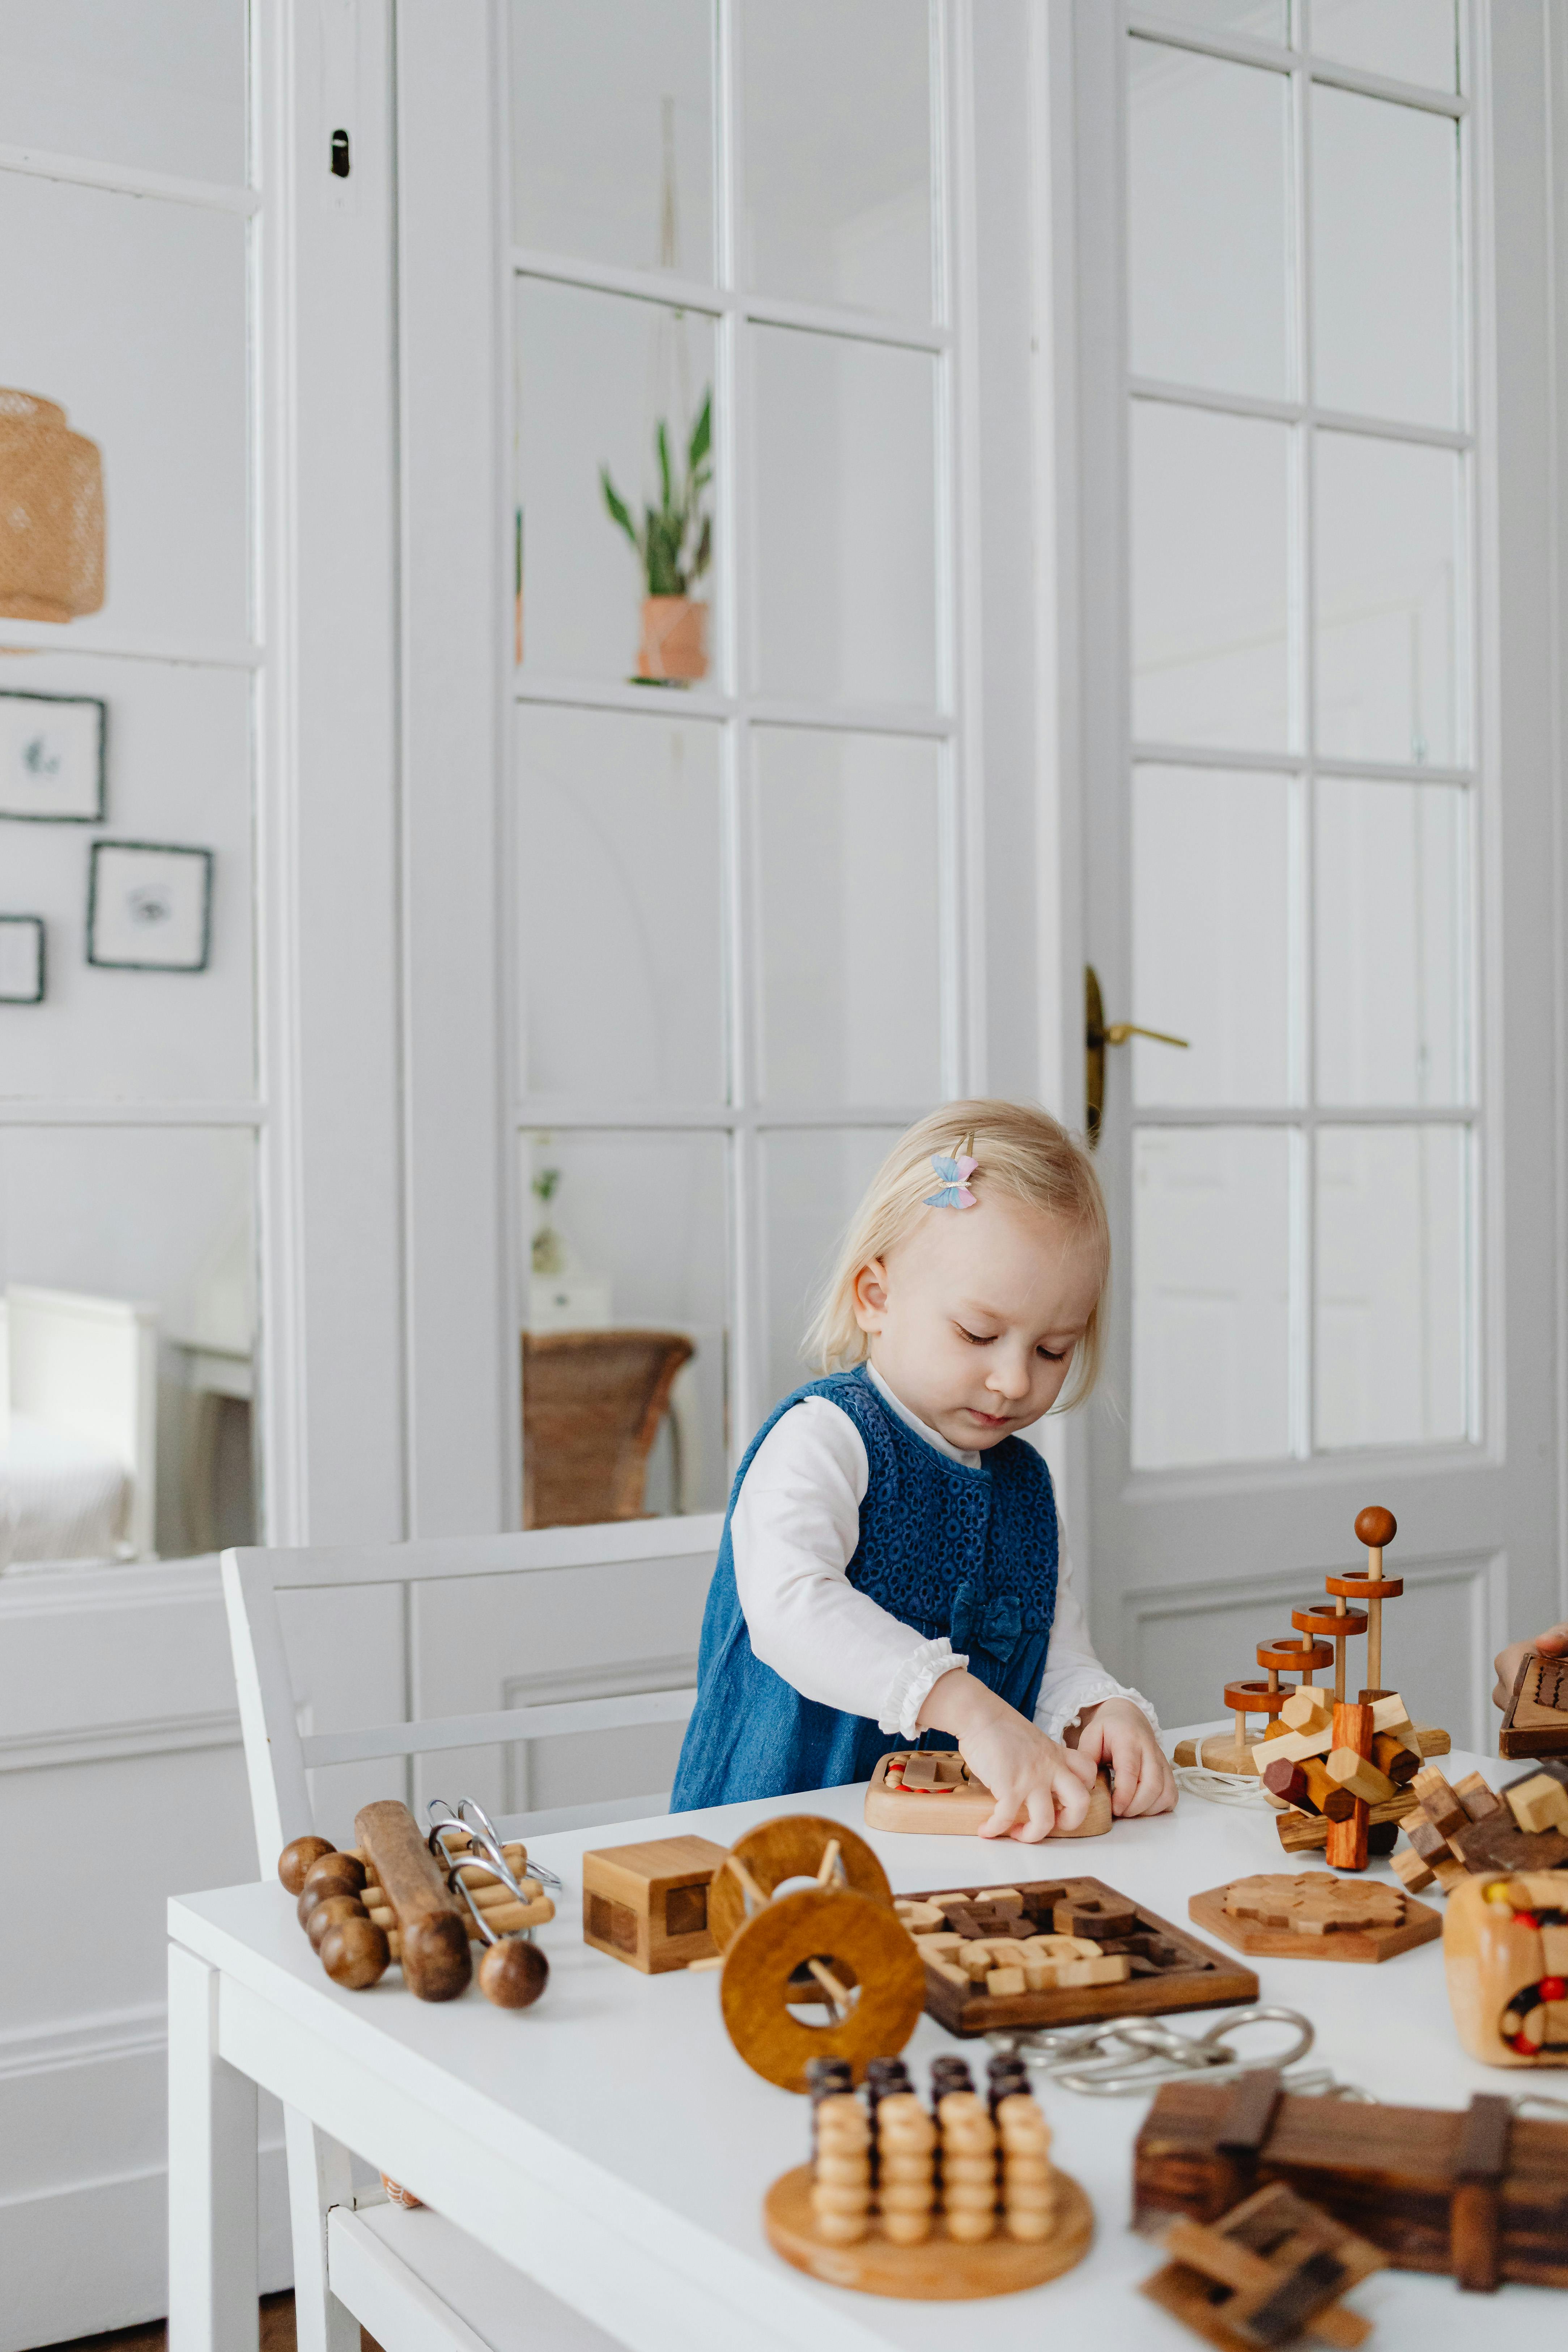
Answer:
[719,1884,925,2091]
[707,1815,890,1954]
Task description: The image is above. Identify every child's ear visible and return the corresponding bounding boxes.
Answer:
[852,1259,889,1333]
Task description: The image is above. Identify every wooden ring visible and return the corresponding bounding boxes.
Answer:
[1325,1573,1405,1601]
[719,1887,925,2092]
[1290,1606,1368,1639]
[1255,1637,1334,1673]
[708,1815,891,1955]
[1222,1681,1290,1716]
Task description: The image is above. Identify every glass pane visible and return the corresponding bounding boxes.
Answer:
[1309,0,1458,91]
[0,1127,257,1564]
[1131,403,1291,750]
[1315,431,1463,766]
[1,176,248,647]
[740,0,932,322]
[760,1126,902,1411]
[1315,778,1466,1105]
[1142,0,1287,35]
[521,1130,730,1518]
[1132,767,1291,1106]
[1313,86,1459,427]
[755,730,941,1106]
[1131,1127,1291,1468]
[517,279,716,686]
[510,0,714,280]
[1128,42,1291,400]
[1315,1123,1467,1446]
[0,657,253,1101]
[0,0,246,184]
[751,328,936,707]
[517,706,724,1103]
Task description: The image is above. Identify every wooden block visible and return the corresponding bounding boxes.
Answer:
[581,1834,729,1973]
[1411,1766,1467,1840]
[1505,1772,1568,1836]
[1369,1732,1420,1785]
[1450,2095,1512,2292]
[1325,1749,1398,1806]
[1406,1813,1456,1863]
[1368,1692,1412,1734]
[1281,1686,1333,1732]
[1451,1813,1568,1875]
[1141,2179,1385,2350]
[1193,1876,1440,1965]
[986,1967,1026,1996]
[1415,1726,1452,1757]
[1451,1770,1505,1822]
[1324,1799,1369,1872]
[1056,1953,1132,1987]
[1332,1700,1374,1758]
[1262,1758,1310,1808]
[864,1752,1114,1838]
[1253,1726,1333,1770]
[1391,1847,1437,1894]
[1053,1894,1137,1940]
[1499,1650,1568,1759]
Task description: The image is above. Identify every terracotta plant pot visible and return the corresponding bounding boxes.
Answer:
[637,595,708,684]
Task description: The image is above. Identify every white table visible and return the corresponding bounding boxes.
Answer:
[167,1747,1561,2352]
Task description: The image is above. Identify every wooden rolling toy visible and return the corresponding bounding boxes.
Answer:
[1134,2067,1568,2292]
[764,2055,1093,2298]
[1499,1649,1568,1759]
[1173,1509,1452,1786]
[1443,1867,1568,2067]
[1141,2181,1386,2349]
[896,1873,1256,2035]
[1189,1870,1442,1964]
[865,1749,1113,1837]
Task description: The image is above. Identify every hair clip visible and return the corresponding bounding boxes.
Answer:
[925,1138,978,1209]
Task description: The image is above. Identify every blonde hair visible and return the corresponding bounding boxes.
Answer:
[803,1099,1111,1412]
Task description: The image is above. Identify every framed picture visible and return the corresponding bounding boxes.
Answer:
[0,916,46,1004]
[0,691,106,823]
[87,840,213,973]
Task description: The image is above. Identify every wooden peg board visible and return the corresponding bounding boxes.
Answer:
[898,1873,1257,2036]
[1500,1649,1568,1759]
[1188,1871,1443,1964]
[864,1751,1113,1838]
[764,2164,1094,2300]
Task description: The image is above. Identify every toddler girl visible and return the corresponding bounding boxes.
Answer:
[672,1100,1175,1838]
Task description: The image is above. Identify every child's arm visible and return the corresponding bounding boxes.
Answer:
[1493,1622,1568,1711]
[917,1669,1098,1840]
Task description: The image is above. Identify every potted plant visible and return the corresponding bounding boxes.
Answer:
[600,391,712,684]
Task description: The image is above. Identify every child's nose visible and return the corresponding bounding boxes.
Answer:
[987,1352,1033,1400]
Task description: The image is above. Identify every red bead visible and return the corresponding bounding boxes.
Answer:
[1513,1912,1540,1930]
[1512,2033,1538,2054]
[1539,1977,1567,2001]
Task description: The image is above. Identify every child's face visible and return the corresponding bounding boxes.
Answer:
[851,1195,1101,1451]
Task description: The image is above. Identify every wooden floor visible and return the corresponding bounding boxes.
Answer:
[35,2293,384,2352]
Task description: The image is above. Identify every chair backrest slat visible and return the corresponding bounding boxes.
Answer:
[299,1684,697,1769]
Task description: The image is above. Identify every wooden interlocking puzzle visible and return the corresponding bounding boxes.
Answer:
[1188,1869,1442,1965]
[1141,2180,1386,2349]
[895,1873,1257,2036]
[864,1751,1112,1838]
[1500,1649,1568,1759]
[1391,1758,1568,1896]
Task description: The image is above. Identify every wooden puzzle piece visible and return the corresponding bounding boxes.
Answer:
[864,1751,1113,1838]
[1441,1867,1568,2066]
[1142,2180,1385,2349]
[1499,1649,1568,1758]
[1193,1872,1439,1964]
[1221,1875,1403,1936]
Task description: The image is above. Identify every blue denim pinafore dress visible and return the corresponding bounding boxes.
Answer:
[670,1366,1059,1809]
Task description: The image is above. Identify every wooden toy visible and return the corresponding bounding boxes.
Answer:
[1141,2181,1386,2349]
[1393,1759,1568,1895]
[1500,1649,1568,1758]
[1134,2068,1568,2291]
[1172,1509,1452,1785]
[580,1834,728,1972]
[864,1750,1113,1836]
[895,1873,1257,2036]
[276,1807,556,2008]
[694,1815,925,2090]
[764,2057,1093,2298]
[1442,1867,1568,2066]
[1189,1870,1442,1964]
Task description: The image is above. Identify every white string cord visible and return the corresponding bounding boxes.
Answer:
[1174,1763,1278,1809]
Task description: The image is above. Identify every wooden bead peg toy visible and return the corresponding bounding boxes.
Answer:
[1499,1648,1568,1758]
[764,2056,1093,2297]
[864,1749,1113,1837]
[1442,1867,1568,2066]
[1189,1870,1442,1964]
[580,1834,729,1973]
[1140,2180,1386,2350]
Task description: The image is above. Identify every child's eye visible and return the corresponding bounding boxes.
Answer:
[956,1323,994,1345]
[1038,1345,1067,1362]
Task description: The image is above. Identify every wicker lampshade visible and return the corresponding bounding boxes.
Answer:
[0,388,105,622]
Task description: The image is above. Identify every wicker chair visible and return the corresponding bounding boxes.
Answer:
[521,1327,694,1527]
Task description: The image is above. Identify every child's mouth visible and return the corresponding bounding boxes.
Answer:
[967,1408,1012,1427]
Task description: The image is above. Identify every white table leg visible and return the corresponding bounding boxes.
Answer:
[168,1941,259,2352]
[284,2108,359,2352]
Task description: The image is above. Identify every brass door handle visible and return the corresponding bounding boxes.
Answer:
[1084,965,1189,1144]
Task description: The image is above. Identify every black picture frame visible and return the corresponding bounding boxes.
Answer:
[0,690,107,824]
[86,840,214,974]
[0,915,46,1004]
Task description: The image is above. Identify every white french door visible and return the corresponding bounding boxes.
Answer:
[1074,0,1564,1749]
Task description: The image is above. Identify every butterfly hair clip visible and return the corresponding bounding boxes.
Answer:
[925,1137,978,1209]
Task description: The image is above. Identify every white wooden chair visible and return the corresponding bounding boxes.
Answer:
[220,1514,722,2352]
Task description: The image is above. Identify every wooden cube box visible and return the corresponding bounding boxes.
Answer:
[581,1835,729,1973]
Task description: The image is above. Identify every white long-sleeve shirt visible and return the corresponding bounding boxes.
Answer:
[731,1365,1157,1742]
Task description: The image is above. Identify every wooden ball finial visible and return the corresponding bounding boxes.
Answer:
[479,1938,549,2009]
[1354,1506,1396,1547]
[278,1834,335,1896]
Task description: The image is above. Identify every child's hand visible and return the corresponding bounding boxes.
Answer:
[1071,1696,1176,1817]
[1493,1623,1568,1711]
[917,1669,1097,1839]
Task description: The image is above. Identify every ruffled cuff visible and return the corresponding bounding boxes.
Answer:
[1036,1675,1160,1743]
[878,1638,970,1740]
